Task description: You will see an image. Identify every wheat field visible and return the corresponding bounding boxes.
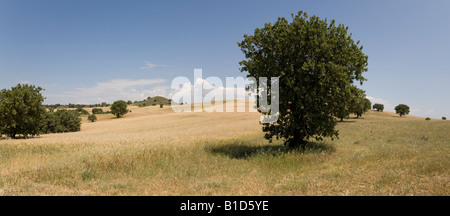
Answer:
[0,101,448,196]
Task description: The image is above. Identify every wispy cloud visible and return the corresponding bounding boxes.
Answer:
[45,79,169,104]
[169,78,255,104]
[139,61,169,70]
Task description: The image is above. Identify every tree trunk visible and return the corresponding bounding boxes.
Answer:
[288,132,308,149]
[340,117,343,122]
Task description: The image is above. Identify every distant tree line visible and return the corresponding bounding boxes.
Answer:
[43,102,111,110]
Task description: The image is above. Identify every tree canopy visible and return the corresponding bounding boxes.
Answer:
[0,84,46,138]
[372,103,384,112]
[395,104,410,117]
[40,109,81,134]
[238,11,368,148]
[111,100,128,118]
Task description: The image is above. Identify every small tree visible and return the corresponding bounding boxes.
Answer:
[88,114,97,122]
[443,117,447,120]
[352,98,371,118]
[55,110,81,132]
[92,108,104,114]
[372,103,384,112]
[127,100,133,105]
[395,104,410,117]
[111,100,128,118]
[76,108,89,116]
[160,104,164,108]
[425,117,431,121]
[348,88,370,118]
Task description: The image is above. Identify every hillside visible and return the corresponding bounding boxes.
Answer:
[133,96,171,107]
[0,103,448,195]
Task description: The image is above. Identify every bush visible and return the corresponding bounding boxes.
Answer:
[127,100,133,105]
[80,109,89,115]
[442,117,446,120]
[40,110,81,133]
[160,104,163,108]
[425,117,431,121]
[152,104,156,106]
[92,108,104,114]
[88,114,97,122]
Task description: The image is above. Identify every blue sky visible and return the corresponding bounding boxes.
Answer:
[0,0,449,118]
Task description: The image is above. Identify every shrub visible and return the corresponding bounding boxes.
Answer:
[127,100,133,105]
[442,117,446,120]
[79,109,89,115]
[152,104,156,106]
[40,110,81,133]
[88,114,97,122]
[92,108,104,114]
[160,104,163,108]
[425,117,431,121]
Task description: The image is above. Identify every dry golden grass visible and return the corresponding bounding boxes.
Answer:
[0,102,448,196]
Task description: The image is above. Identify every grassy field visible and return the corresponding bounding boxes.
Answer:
[0,102,448,196]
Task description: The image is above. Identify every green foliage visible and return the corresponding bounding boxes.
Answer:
[76,107,89,116]
[394,104,410,117]
[111,100,128,118]
[160,104,164,108]
[88,114,97,122]
[92,108,104,114]
[127,100,133,105]
[134,96,171,107]
[40,109,81,133]
[238,11,368,148]
[364,98,372,113]
[443,117,447,120]
[350,97,371,118]
[373,103,384,112]
[0,84,46,138]
[334,86,370,121]
[425,117,431,121]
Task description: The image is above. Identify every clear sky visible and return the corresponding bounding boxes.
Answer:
[1,0,449,118]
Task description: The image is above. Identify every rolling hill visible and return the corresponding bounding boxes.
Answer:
[0,101,448,195]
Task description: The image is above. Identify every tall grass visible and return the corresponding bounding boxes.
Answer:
[0,105,448,195]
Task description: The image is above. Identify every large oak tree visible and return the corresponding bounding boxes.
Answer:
[238,11,368,148]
